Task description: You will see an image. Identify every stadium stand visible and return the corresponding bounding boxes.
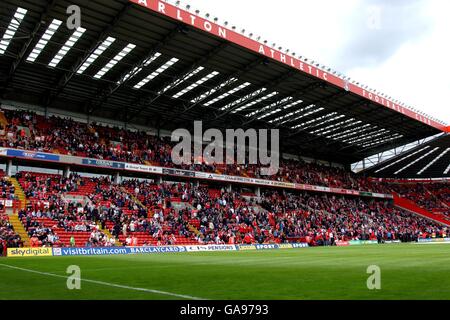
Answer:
[0,213,23,255]
[0,109,391,193]
[0,0,449,251]
[1,170,447,248]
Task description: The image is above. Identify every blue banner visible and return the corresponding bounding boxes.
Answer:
[82,158,125,169]
[52,245,187,256]
[8,243,311,257]
[6,149,60,161]
[418,238,450,243]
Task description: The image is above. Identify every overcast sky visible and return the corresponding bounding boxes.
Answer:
[180,0,450,124]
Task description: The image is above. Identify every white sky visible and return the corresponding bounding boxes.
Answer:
[178,0,450,124]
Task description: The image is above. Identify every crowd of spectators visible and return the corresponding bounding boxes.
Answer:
[258,190,446,244]
[18,203,114,248]
[0,214,23,255]
[0,109,389,193]
[0,177,15,200]
[183,187,447,246]
[1,109,449,248]
[1,170,448,249]
[379,182,450,218]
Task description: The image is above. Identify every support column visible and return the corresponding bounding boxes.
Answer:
[255,187,261,198]
[156,176,163,185]
[6,159,12,177]
[194,180,200,187]
[227,184,232,192]
[113,172,121,184]
[63,165,71,179]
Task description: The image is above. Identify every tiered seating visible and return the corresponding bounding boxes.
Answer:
[0,176,16,200]
[1,107,448,248]
[117,232,197,246]
[6,170,449,247]
[208,188,221,199]
[0,213,23,249]
[0,108,394,192]
[189,219,200,229]
[16,172,114,247]
[21,216,92,246]
[381,182,450,220]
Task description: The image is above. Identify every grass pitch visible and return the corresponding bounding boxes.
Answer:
[1,244,449,300]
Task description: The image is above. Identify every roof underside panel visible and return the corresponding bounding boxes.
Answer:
[363,134,450,178]
[0,0,444,165]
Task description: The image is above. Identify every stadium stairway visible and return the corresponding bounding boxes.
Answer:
[8,214,30,246]
[9,177,27,210]
[393,193,450,226]
[187,223,202,238]
[0,111,8,127]
[6,177,30,245]
[171,201,203,238]
[120,186,152,217]
[97,223,118,246]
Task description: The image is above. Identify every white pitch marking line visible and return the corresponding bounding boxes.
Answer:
[0,263,206,300]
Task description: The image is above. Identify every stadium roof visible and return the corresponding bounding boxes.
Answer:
[0,0,448,165]
[363,133,450,178]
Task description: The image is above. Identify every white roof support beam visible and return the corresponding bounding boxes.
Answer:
[375,146,431,173]
[133,57,179,89]
[417,148,450,175]
[49,27,86,68]
[77,36,116,74]
[0,7,28,55]
[27,19,62,62]
[394,147,440,175]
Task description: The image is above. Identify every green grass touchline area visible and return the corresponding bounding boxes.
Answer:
[1,244,450,300]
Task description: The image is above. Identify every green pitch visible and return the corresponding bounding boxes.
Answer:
[1,244,450,300]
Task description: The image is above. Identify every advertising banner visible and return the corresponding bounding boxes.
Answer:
[8,243,310,257]
[125,163,163,174]
[6,149,60,161]
[237,245,257,251]
[185,245,238,252]
[290,243,309,248]
[52,245,188,256]
[162,168,196,178]
[0,147,392,199]
[7,247,53,257]
[255,244,279,250]
[348,240,379,246]
[82,159,125,169]
[418,238,450,243]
